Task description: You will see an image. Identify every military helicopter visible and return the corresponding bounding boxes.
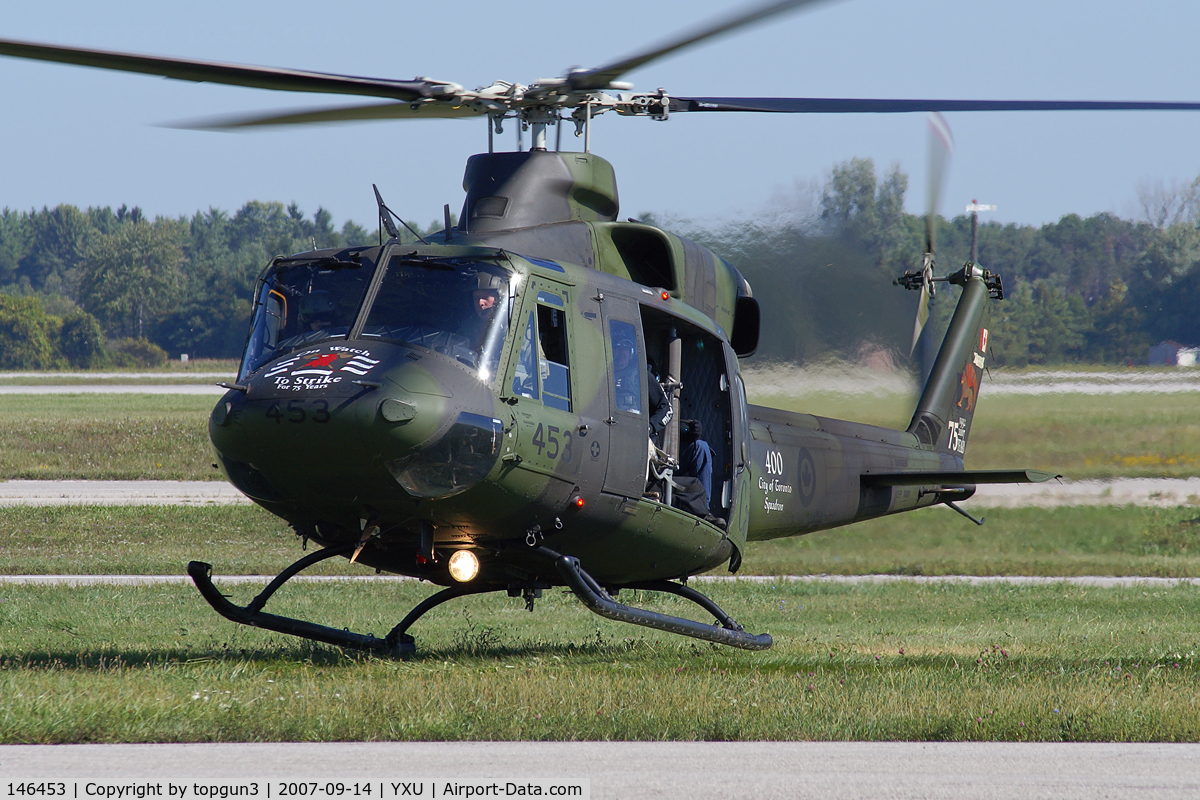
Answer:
[4,0,1198,654]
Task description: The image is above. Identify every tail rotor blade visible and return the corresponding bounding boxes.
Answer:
[911,113,954,354]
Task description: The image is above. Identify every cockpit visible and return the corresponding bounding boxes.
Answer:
[239,250,515,383]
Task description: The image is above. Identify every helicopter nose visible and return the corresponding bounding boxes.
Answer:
[209,344,501,508]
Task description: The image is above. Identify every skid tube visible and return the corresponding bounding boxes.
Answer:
[189,546,399,654]
[189,543,771,654]
[539,547,773,651]
[189,547,503,655]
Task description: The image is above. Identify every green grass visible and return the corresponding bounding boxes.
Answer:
[3,504,1200,578]
[2,580,1197,742]
[0,359,238,378]
[969,393,1200,479]
[2,371,1199,480]
[750,385,1200,480]
[3,370,1200,743]
[745,505,1200,577]
[0,395,218,480]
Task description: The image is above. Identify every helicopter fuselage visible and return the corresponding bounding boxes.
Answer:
[210,225,966,594]
[210,235,745,587]
[194,151,1036,653]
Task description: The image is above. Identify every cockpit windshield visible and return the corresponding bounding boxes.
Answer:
[239,255,374,379]
[361,256,512,382]
[239,251,514,384]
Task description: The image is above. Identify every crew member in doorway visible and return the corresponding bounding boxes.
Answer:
[613,339,672,437]
[680,419,713,504]
[675,418,723,527]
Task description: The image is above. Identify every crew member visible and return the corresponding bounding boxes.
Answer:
[613,338,672,438]
[679,419,714,503]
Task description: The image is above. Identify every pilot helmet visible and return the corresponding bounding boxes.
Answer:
[476,271,506,293]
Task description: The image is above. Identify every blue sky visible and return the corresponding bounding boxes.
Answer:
[4,0,1200,231]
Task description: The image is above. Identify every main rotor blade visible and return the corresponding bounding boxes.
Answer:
[669,96,1200,113]
[174,101,485,130]
[567,0,831,92]
[0,37,442,102]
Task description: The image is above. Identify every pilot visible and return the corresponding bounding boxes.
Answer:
[297,291,336,335]
[464,274,503,349]
[473,287,499,319]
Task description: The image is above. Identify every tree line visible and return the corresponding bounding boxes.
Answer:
[0,202,418,369]
[671,158,1200,368]
[2,161,1199,370]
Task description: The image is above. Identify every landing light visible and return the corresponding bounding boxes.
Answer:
[448,549,480,582]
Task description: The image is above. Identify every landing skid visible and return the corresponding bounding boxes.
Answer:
[542,548,773,651]
[187,545,772,654]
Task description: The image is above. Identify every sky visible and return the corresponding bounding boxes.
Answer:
[4,0,1200,233]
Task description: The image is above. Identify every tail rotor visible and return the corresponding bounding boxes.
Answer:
[898,112,955,355]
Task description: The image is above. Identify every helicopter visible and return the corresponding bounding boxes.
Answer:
[4,0,1197,654]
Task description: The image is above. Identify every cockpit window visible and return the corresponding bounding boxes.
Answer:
[240,252,515,384]
[361,257,512,382]
[240,256,373,378]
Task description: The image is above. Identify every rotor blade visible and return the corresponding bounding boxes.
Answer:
[669,96,1200,113]
[911,115,952,355]
[0,37,444,102]
[911,279,931,355]
[567,0,831,92]
[172,101,485,130]
[925,112,953,255]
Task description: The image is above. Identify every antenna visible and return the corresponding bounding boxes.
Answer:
[374,184,429,245]
[965,200,996,262]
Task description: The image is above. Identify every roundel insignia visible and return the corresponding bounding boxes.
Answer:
[590,440,601,459]
[797,448,816,506]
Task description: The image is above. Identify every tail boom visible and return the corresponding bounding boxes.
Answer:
[907,263,1002,457]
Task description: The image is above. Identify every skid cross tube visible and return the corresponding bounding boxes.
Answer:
[541,548,773,650]
[384,583,497,650]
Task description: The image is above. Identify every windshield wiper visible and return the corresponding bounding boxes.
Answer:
[274,253,365,270]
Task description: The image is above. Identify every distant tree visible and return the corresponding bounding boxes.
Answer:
[106,336,168,368]
[820,157,913,269]
[59,310,106,369]
[0,209,26,287]
[1083,280,1147,364]
[19,204,93,294]
[1135,177,1200,229]
[0,294,62,369]
[78,219,187,339]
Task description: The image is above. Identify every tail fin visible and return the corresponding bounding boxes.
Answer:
[904,263,1003,458]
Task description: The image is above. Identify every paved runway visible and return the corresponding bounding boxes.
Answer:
[4,477,1200,507]
[4,741,1200,799]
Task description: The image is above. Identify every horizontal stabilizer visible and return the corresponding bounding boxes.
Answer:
[862,469,1061,487]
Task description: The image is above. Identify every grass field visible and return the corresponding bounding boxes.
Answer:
[2,503,1200,578]
[3,367,1198,480]
[1,502,1198,742]
[2,580,1197,742]
[0,395,217,480]
[2,368,1199,743]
